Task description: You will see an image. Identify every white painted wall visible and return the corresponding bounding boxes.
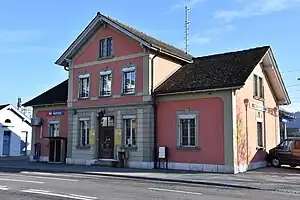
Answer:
[0,105,32,156]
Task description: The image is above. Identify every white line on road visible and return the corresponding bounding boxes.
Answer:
[148,188,203,195]
[21,189,98,200]
[0,186,8,191]
[0,173,78,182]
[0,178,44,184]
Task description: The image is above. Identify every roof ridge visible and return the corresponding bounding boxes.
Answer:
[194,46,270,60]
[99,12,192,57]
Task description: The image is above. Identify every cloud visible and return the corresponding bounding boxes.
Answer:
[177,24,236,49]
[0,30,41,43]
[214,0,300,22]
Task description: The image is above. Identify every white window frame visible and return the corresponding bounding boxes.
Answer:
[49,121,60,137]
[122,66,136,94]
[253,74,264,98]
[79,119,90,147]
[178,114,197,147]
[99,37,113,58]
[123,115,136,147]
[99,70,112,96]
[78,74,90,99]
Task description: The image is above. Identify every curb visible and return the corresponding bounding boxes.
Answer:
[0,166,299,194]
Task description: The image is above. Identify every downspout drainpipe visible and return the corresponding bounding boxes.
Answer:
[151,48,161,169]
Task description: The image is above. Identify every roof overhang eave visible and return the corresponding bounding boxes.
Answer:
[155,85,243,96]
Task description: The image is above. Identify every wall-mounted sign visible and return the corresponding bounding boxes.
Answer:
[249,102,267,112]
[158,146,168,159]
[48,110,64,116]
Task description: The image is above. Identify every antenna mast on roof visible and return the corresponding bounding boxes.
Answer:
[185,5,190,54]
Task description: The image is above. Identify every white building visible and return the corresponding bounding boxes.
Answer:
[0,104,32,157]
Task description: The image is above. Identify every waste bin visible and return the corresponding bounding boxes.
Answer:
[118,152,126,168]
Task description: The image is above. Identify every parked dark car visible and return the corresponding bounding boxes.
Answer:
[267,137,300,168]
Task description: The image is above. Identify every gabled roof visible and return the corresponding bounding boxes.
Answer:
[55,12,193,67]
[23,80,68,107]
[155,46,270,94]
[0,104,31,126]
[0,104,9,110]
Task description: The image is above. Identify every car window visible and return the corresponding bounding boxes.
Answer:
[294,140,300,150]
[280,140,293,151]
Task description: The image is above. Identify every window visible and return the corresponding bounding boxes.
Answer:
[257,122,263,147]
[178,114,197,147]
[279,139,293,151]
[253,75,264,98]
[79,120,90,147]
[101,116,114,127]
[294,140,300,149]
[99,70,112,96]
[99,37,113,58]
[49,122,59,137]
[4,119,11,123]
[78,74,90,98]
[124,118,136,147]
[122,66,136,94]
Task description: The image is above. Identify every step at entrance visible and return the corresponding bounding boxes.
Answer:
[92,159,119,167]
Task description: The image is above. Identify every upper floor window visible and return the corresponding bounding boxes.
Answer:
[4,119,11,123]
[99,70,112,96]
[78,74,90,98]
[177,113,198,148]
[99,37,113,58]
[253,74,264,99]
[122,66,136,94]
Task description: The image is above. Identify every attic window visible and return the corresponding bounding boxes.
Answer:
[4,119,11,123]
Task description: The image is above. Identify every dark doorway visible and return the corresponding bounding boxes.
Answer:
[98,116,115,159]
[48,138,66,163]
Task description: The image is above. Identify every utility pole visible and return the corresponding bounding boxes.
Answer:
[185,5,190,54]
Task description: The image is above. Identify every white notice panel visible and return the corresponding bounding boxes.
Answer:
[158,147,166,159]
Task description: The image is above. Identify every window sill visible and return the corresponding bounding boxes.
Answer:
[76,145,91,150]
[176,146,200,151]
[99,95,112,98]
[121,92,136,96]
[97,55,114,61]
[120,146,137,151]
[78,97,90,100]
[253,95,264,101]
[256,146,265,151]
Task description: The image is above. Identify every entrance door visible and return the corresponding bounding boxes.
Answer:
[49,139,63,163]
[99,127,115,159]
[2,131,11,156]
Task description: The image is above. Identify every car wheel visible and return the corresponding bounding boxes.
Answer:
[271,157,281,167]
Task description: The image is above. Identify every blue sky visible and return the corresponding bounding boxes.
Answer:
[1,0,300,111]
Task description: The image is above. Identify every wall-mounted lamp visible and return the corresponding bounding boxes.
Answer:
[243,98,249,108]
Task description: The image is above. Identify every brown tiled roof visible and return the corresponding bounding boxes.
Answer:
[155,46,270,94]
[102,13,193,61]
[23,80,68,107]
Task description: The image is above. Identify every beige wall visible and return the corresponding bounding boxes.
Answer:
[235,63,278,166]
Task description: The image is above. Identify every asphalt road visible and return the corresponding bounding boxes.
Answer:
[0,171,299,200]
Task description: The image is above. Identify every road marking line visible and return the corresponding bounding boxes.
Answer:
[0,186,8,191]
[21,189,98,200]
[148,188,202,195]
[69,193,98,199]
[1,174,78,182]
[0,178,44,184]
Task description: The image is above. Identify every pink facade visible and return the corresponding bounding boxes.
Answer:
[74,26,143,65]
[157,97,225,165]
[34,106,68,159]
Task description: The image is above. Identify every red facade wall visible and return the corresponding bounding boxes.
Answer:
[157,97,225,165]
[34,106,68,158]
[74,26,143,65]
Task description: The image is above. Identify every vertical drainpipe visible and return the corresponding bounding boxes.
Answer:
[151,48,161,169]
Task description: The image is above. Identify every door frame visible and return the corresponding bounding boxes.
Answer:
[48,138,66,163]
[98,115,115,159]
[2,131,11,156]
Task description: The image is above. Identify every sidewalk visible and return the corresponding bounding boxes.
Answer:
[0,159,300,193]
